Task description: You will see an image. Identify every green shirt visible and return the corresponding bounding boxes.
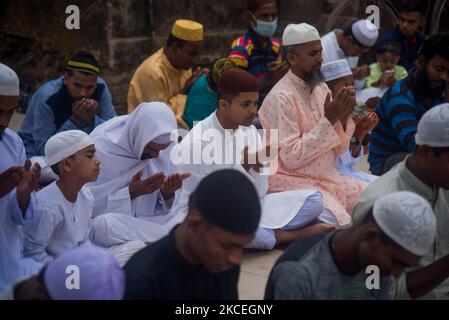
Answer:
[365,63,408,88]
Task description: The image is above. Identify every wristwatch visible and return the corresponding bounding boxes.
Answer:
[350,136,361,146]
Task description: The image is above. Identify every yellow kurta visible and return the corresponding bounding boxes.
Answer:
[127,48,192,128]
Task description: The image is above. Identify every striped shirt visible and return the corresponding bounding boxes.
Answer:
[228,28,281,79]
[368,75,445,170]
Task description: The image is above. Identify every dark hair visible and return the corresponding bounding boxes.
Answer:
[282,44,302,64]
[50,155,75,176]
[50,164,60,177]
[377,40,402,55]
[166,33,186,48]
[398,0,427,15]
[65,69,97,77]
[360,208,397,246]
[217,93,238,104]
[418,32,449,62]
[343,23,367,48]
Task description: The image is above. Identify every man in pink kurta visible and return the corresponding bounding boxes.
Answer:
[259,23,367,226]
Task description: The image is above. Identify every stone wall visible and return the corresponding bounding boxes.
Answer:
[0,0,406,115]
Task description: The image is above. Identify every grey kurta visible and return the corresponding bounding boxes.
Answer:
[352,158,449,299]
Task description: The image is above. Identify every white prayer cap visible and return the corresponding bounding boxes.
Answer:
[282,23,320,46]
[0,63,19,96]
[321,59,353,82]
[44,245,125,300]
[352,19,379,47]
[415,103,449,147]
[45,130,94,166]
[373,191,436,256]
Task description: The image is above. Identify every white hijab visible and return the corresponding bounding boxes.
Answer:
[88,102,178,217]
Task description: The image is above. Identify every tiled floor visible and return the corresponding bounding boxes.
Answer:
[8,112,372,300]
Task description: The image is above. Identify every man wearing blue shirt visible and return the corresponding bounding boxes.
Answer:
[19,51,117,158]
[375,1,426,71]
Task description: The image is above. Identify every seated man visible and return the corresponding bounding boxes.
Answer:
[228,0,288,104]
[375,0,426,72]
[321,59,379,183]
[88,102,189,249]
[173,68,336,250]
[0,63,42,294]
[183,58,236,129]
[321,19,379,85]
[24,130,100,263]
[18,52,116,181]
[353,103,449,300]
[5,245,124,300]
[267,192,436,300]
[124,169,261,300]
[259,23,368,226]
[369,33,449,175]
[128,19,207,128]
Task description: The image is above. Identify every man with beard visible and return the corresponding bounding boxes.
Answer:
[368,32,449,175]
[259,23,368,227]
[127,19,207,129]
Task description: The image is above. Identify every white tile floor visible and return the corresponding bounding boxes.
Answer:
[8,112,372,300]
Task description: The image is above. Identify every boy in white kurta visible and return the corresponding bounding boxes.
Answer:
[24,130,100,262]
[171,68,337,249]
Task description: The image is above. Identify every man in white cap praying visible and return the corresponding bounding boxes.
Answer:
[23,130,100,263]
[267,191,437,300]
[5,245,125,300]
[321,59,379,184]
[0,63,42,294]
[259,23,367,228]
[321,19,379,83]
[353,103,449,299]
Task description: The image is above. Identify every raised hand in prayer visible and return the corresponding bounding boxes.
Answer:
[365,96,381,111]
[160,173,191,200]
[129,171,166,200]
[16,160,41,215]
[181,67,209,95]
[72,98,98,125]
[0,166,23,198]
[241,145,278,173]
[353,64,370,80]
[378,73,396,87]
[324,86,356,124]
[354,111,379,137]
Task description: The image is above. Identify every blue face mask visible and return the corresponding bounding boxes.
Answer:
[253,18,278,38]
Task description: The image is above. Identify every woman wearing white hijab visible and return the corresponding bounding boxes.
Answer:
[88,102,189,256]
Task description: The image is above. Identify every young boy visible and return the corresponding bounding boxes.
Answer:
[321,59,379,183]
[24,130,100,263]
[365,41,408,89]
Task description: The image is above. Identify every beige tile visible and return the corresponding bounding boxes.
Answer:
[238,271,268,300]
[241,250,283,277]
